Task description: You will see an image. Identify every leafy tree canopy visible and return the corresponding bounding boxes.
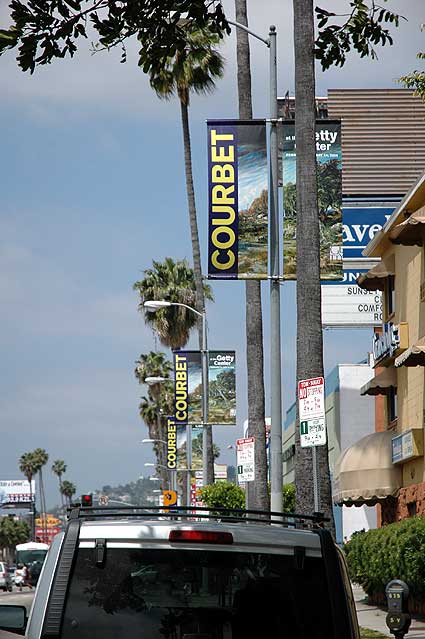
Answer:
[198,481,245,515]
[399,24,425,100]
[0,1,400,75]
[0,516,30,548]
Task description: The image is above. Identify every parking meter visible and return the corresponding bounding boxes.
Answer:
[385,580,411,638]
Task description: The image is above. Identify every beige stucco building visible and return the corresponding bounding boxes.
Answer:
[334,172,425,523]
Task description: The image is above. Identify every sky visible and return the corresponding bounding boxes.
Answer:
[0,0,424,509]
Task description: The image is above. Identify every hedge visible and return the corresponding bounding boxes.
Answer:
[345,516,425,604]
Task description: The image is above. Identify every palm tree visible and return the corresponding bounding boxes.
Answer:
[32,448,49,541]
[51,460,67,514]
[148,25,224,486]
[19,451,38,540]
[233,0,268,512]
[293,0,335,534]
[61,480,76,507]
[134,257,213,349]
[135,351,172,400]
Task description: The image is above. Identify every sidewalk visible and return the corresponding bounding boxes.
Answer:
[353,585,425,638]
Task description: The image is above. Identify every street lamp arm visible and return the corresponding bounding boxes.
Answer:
[226,18,270,47]
[171,301,204,319]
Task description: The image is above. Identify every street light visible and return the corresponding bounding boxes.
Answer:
[144,299,209,497]
[141,438,177,494]
[149,476,160,482]
[226,20,282,514]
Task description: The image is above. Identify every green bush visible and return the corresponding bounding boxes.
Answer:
[198,482,245,516]
[345,516,425,599]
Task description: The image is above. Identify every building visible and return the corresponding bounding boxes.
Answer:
[335,171,425,523]
[283,361,377,542]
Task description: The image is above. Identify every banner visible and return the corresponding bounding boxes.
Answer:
[173,351,236,425]
[207,120,268,280]
[166,416,177,471]
[176,425,203,471]
[282,120,343,280]
[0,479,35,506]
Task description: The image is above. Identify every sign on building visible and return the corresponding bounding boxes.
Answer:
[322,269,382,327]
[298,377,327,448]
[236,437,255,482]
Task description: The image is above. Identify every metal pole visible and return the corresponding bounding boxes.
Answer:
[312,447,320,511]
[201,312,209,486]
[186,424,192,507]
[269,25,283,514]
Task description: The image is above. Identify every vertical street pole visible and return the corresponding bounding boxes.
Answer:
[312,447,320,511]
[269,25,283,514]
[201,312,209,486]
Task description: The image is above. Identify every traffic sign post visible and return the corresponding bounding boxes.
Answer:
[298,377,327,512]
[236,437,255,483]
[163,490,177,508]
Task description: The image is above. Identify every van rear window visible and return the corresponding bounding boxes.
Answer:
[62,547,335,639]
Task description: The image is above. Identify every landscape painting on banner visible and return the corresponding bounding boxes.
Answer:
[282,120,343,280]
[207,120,268,279]
[173,350,236,425]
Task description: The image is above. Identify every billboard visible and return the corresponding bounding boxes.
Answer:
[0,479,35,506]
[342,206,396,259]
[176,425,203,471]
[282,120,343,280]
[166,416,177,471]
[207,120,268,280]
[173,351,236,425]
[322,269,383,327]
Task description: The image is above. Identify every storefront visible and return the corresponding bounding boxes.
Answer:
[334,171,425,523]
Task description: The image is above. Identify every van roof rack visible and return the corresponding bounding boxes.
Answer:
[68,505,329,528]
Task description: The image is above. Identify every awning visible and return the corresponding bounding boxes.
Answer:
[356,254,395,291]
[390,206,425,246]
[395,336,425,367]
[333,430,401,506]
[360,367,397,396]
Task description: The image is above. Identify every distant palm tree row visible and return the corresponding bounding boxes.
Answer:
[19,450,76,540]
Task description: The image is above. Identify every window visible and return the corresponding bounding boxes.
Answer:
[407,501,417,517]
[388,387,398,423]
[386,275,395,317]
[62,547,336,639]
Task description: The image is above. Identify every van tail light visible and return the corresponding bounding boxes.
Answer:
[169,530,233,544]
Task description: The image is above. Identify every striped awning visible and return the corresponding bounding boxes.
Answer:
[357,254,395,292]
[395,337,425,367]
[360,368,397,396]
[390,207,425,246]
[333,430,401,506]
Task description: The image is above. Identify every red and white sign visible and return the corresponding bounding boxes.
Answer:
[236,437,255,482]
[298,377,325,420]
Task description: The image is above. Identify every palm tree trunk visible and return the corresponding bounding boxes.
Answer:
[39,469,48,542]
[179,98,214,486]
[293,0,335,534]
[28,476,35,541]
[234,0,268,512]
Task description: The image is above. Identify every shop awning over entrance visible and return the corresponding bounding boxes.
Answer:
[390,206,425,246]
[357,254,395,291]
[333,430,401,506]
[395,336,425,367]
[360,367,397,396]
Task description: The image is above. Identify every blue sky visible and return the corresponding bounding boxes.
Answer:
[0,0,423,508]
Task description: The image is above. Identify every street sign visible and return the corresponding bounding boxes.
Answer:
[298,377,327,448]
[163,490,177,507]
[298,377,325,420]
[236,437,255,482]
[300,417,327,448]
[98,495,109,506]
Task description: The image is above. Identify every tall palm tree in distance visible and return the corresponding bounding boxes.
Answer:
[233,0,268,511]
[19,451,38,540]
[32,448,49,541]
[52,460,67,514]
[148,25,224,485]
[134,257,213,349]
[61,480,76,507]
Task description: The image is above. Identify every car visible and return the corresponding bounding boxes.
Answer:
[0,505,360,638]
[0,563,12,593]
